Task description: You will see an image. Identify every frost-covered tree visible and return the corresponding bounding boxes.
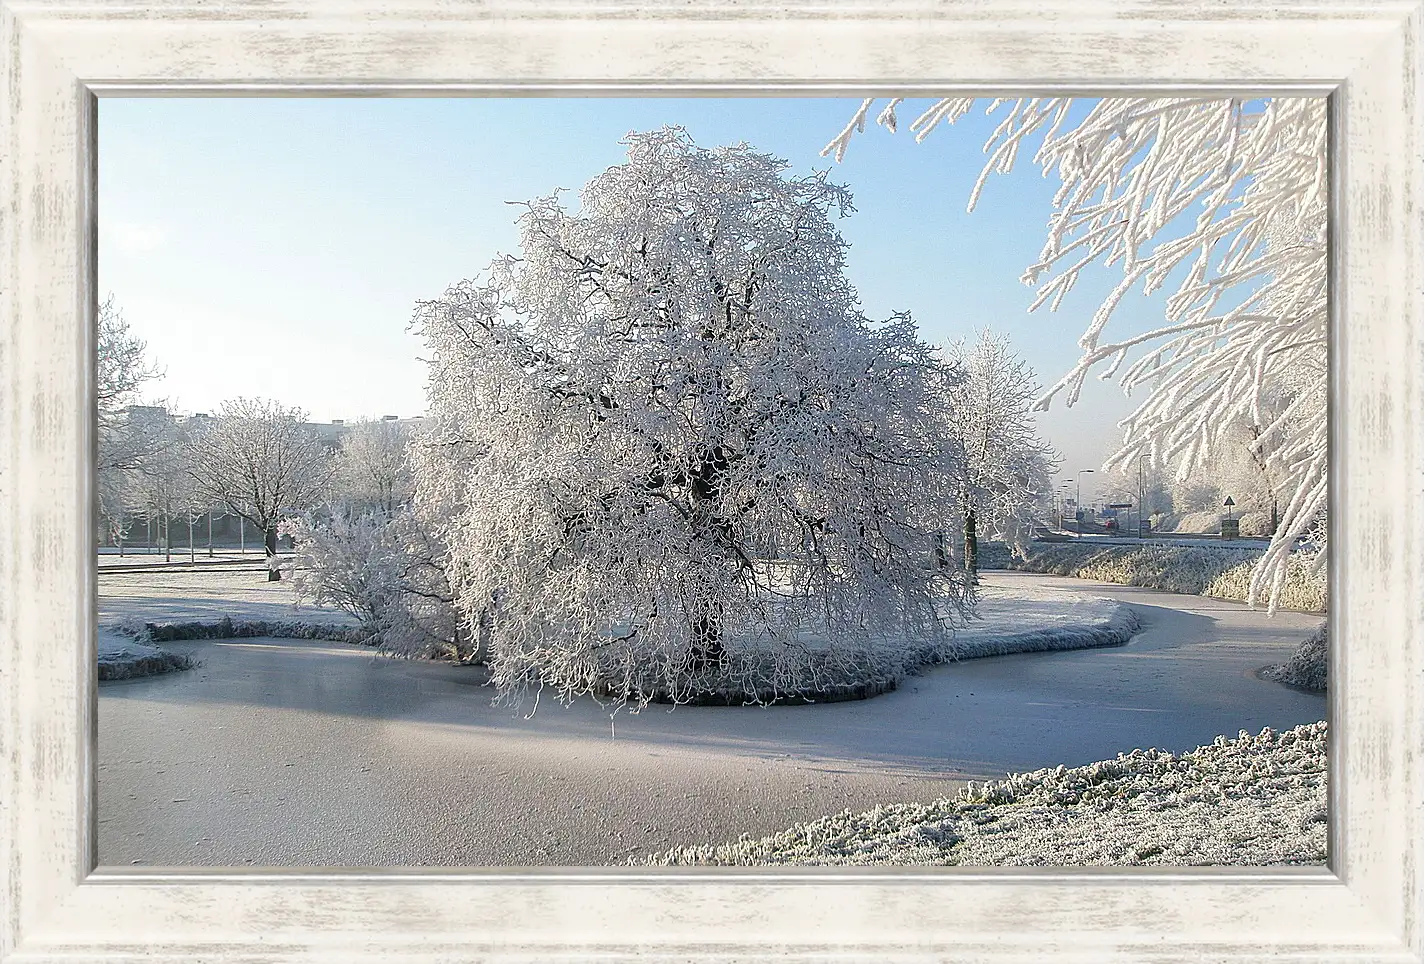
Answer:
[414,127,970,706]
[97,296,163,472]
[127,408,198,561]
[186,398,334,580]
[96,297,165,549]
[940,330,1058,577]
[826,97,1327,607]
[332,418,414,513]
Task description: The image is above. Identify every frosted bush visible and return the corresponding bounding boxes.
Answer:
[1262,622,1328,691]
[281,507,468,660]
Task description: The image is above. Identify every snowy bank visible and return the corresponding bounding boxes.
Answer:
[1261,622,1328,692]
[99,568,363,678]
[1000,542,1327,613]
[645,721,1327,867]
[98,567,358,627]
[951,585,1138,659]
[637,586,1138,706]
[101,565,1137,705]
[97,627,193,681]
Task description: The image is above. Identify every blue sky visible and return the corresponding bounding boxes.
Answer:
[97,96,1178,499]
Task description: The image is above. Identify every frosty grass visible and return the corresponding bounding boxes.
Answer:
[1002,542,1327,614]
[645,721,1327,866]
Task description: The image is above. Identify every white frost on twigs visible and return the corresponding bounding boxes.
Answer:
[825,97,1328,611]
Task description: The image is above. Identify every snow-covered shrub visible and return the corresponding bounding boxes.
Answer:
[136,616,368,645]
[281,507,467,660]
[1011,543,1326,612]
[1204,559,1326,614]
[1262,622,1328,691]
[413,128,973,708]
[1235,511,1274,538]
[975,541,1014,571]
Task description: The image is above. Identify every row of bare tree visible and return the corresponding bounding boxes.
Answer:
[97,302,412,578]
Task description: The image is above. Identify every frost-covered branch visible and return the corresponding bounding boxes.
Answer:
[825,97,1327,608]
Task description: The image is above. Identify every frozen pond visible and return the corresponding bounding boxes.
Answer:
[97,571,1325,867]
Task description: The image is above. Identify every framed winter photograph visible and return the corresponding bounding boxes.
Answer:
[1,2,1420,963]
[91,92,1333,870]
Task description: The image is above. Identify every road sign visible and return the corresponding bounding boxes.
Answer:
[1106,502,1133,509]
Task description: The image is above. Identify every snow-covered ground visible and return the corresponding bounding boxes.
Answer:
[645,721,1326,866]
[98,548,269,563]
[99,567,357,627]
[98,566,355,678]
[952,584,1138,657]
[98,570,1323,865]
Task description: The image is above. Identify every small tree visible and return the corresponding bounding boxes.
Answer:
[332,418,413,513]
[186,398,334,580]
[414,128,970,705]
[940,330,1058,579]
[97,297,165,473]
[128,408,192,562]
[96,298,164,551]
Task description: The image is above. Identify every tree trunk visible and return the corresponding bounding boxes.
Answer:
[265,525,281,581]
[964,507,979,584]
[688,601,724,672]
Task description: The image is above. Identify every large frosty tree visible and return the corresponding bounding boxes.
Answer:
[941,330,1057,578]
[826,97,1327,607]
[186,398,334,580]
[415,127,969,706]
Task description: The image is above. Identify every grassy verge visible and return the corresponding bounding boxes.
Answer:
[986,542,1326,614]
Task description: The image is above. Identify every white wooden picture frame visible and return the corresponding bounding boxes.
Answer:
[1,1,1419,961]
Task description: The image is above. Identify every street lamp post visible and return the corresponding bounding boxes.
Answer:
[1076,469,1094,538]
[1137,454,1149,538]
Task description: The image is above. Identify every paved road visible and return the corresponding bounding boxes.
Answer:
[97,572,1325,867]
